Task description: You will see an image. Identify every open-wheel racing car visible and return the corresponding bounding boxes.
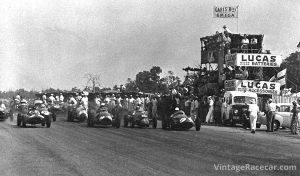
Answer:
[124,108,157,128]
[0,104,13,122]
[87,105,120,128]
[67,104,88,122]
[163,109,201,131]
[17,101,51,128]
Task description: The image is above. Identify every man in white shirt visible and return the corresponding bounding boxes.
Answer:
[59,93,64,102]
[0,101,6,112]
[68,95,77,105]
[266,98,277,132]
[241,34,249,53]
[48,94,56,105]
[248,99,259,134]
[205,96,214,123]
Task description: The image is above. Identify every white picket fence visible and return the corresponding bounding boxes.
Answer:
[272,95,298,104]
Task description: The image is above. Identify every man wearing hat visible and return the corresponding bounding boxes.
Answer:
[59,93,64,102]
[48,94,55,105]
[266,98,277,132]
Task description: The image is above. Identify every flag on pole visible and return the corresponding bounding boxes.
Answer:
[269,68,287,86]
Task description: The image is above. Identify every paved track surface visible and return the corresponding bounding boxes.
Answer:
[0,113,299,176]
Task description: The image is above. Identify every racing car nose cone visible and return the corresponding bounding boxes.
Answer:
[141,118,149,125]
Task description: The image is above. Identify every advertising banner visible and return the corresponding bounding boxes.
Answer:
[213,6,238,18]
[224,79,281,95]
[225,53,282,67]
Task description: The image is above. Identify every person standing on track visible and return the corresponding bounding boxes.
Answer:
[266,98,276,132]
[248,99,259,134]
[290,101,299,135]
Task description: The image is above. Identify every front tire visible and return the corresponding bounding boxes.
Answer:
[152,118,157,129]
[195,117,201,131]
[52,113,56,122]
[46,115,51,128]
[115,117,120,128]
[22,115,27,127]
[17,114,22,127]
[67,111,74,122]
[124,116,129,128]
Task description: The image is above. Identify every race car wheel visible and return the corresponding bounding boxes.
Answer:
[195,117,201,131]
[131,122,135,128]
[90,118,94,127]
[52,113,56,122]
[124,116,128,128]
[152,118,157,129]
[46,115,51,128]
[67,111,74,122]
[162,119,167,129]
[115,117,120,128]
[17,114,22,127]
[9,110,13,122]
[22,115,27,127]
[79,114,87,122]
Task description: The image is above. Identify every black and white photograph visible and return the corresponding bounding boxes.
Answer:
[0,0,300,175]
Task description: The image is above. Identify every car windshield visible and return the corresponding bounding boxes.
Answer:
[233,96,256,104]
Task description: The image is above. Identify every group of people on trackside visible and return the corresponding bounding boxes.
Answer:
[246,98,299,135]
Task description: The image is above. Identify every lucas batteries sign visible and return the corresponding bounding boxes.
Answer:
[224,79,281,95]
[225,53,282,67]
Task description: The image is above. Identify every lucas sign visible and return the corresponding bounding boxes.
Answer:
[225,53,282,67]
[224,79,281,95]
[213,6,238,18]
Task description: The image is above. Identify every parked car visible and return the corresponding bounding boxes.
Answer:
[222,91,260,128]
[257,103,300,131]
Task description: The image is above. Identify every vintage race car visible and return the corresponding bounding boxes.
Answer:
[124,110,157,128]
[0,108,9,121]
[87,106,120,128]
[34,100,57,122]
[168,110,201,131]
[67,105,88,122]
[17,104,51,128]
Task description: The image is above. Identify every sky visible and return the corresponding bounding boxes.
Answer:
[0,0,299,91]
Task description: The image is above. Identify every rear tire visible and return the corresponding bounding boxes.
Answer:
[22,115,27,127]
[68,111,74,122]
[124,116,128,127]
[9,110,14,122]
[152,118,157,129]
[195,117,201,131]
[115,117,120,128]
[52,113,56,122]
[46,115,51,128]
[79,114,87,122]
[17,114,22,127]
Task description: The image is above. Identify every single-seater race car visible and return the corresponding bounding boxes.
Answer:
[67,104,88,122]
[17,101,51,128]
[87,104,120,128]
[124,107,157,128]
[0,106,9,121]
[167,108,201,131]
